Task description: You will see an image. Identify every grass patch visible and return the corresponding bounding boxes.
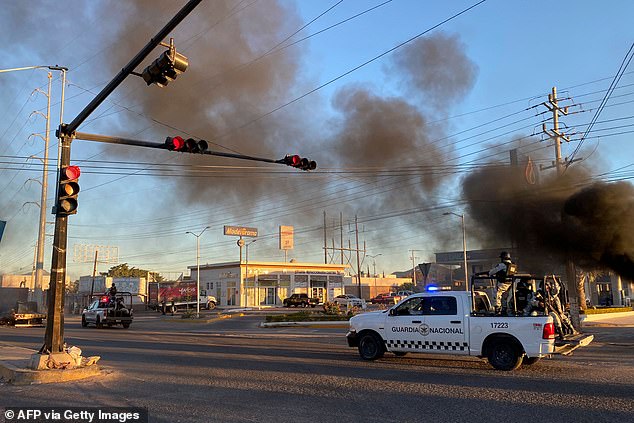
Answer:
[581,306,633,315]
[265,311,352,322]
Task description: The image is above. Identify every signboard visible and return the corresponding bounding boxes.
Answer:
[418,263,431,279]
[73,244,119,264]
[224,225,258,237]
[279,225,294,250]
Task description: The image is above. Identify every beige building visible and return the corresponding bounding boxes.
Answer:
[344,275,413,299]
[190,261,348,307]
[0,271,51,290]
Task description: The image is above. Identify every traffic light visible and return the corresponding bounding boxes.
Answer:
[164,136,208,154]
[280,154,317,171]
[184,138,208,154]
[56,165,80,216]
[165,136,185,151]
[141,39,189,87]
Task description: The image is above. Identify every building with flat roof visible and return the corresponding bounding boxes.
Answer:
[189,261,348,307]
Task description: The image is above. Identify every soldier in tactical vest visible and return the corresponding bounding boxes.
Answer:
[489,251,516,315]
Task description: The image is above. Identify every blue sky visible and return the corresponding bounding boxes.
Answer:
[1,0,633,281]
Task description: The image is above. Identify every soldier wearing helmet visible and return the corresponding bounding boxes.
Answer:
[489,251,516,314]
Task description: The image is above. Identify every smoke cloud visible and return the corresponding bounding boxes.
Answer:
[462,147,634,279]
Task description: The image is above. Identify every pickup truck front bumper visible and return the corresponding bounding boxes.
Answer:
[346,330,359,347]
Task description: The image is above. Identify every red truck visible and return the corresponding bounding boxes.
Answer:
[148,281,217,313]
[370,292,403,305]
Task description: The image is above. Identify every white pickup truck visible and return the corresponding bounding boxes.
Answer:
[346,290,593,370]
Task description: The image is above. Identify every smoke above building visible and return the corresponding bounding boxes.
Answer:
[462,151,634,279]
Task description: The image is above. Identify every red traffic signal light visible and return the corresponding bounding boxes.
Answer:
[165,136,185,151]
[280,154,316,171]
[56,165,80,215]
[165,136,208,154]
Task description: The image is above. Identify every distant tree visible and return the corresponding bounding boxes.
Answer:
[66,280,79,293]
[399,282,415,292]
[105,263,164,282]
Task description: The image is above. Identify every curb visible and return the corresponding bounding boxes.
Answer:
[154,313,239,323]
[0,362,102,385]
[259,321,349,328]
[580,311,634,322]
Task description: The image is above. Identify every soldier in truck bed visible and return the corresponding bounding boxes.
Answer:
[488,251,517,314]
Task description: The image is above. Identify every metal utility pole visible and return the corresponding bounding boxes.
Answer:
[409,250,420,288]
[33,73,52,312]
[340,212,344,265]
[541,86,581,329]
[444,212,468,289]
[245,239,256,307]
[355,215,362,298]
[0,65,67,312]
[542,86,570,176]
[43,0,204,354]
[323,211,327,264]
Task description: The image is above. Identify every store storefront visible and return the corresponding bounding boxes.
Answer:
[190,261,348,308]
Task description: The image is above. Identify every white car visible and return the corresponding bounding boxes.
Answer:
[333,294,367,309]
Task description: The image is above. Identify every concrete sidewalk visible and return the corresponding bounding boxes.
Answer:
[581,310,634,327]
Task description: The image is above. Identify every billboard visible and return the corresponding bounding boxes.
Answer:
[279,225,294,250]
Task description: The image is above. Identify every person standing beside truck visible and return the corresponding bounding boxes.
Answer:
[488,251,516,315]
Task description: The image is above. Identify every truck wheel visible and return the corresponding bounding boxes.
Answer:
[122,322,131,329]
[487,340,523,371]
[207,302,216,310]
[358,333,385,360]
[96,316,103,329]
[522,357,541,366]
[81,316,88,328]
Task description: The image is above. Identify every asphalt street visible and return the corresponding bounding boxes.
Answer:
[1,311,633,423]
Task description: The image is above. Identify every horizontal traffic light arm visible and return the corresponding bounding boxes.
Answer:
[73,131,316,169]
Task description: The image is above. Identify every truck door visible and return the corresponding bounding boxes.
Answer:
[421,295,467,354]
[85,300,99,322]
[384,296,429,352]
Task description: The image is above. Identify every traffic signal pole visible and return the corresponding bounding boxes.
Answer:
[42,0,314,354]
[42,134,72,353]
[42,0,203,354]
[74,131,284,164]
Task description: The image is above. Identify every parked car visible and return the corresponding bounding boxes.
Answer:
[370,292,403,305]
[397,290,415,298]
[333,294,367,309]
[283,293,319,308]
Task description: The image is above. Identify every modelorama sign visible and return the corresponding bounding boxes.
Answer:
[223,225,258,237]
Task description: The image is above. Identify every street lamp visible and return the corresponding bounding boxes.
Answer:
[245,239,256,307]
[1,65,67,312]
[186,226,210,318]
[443,212,468,290]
